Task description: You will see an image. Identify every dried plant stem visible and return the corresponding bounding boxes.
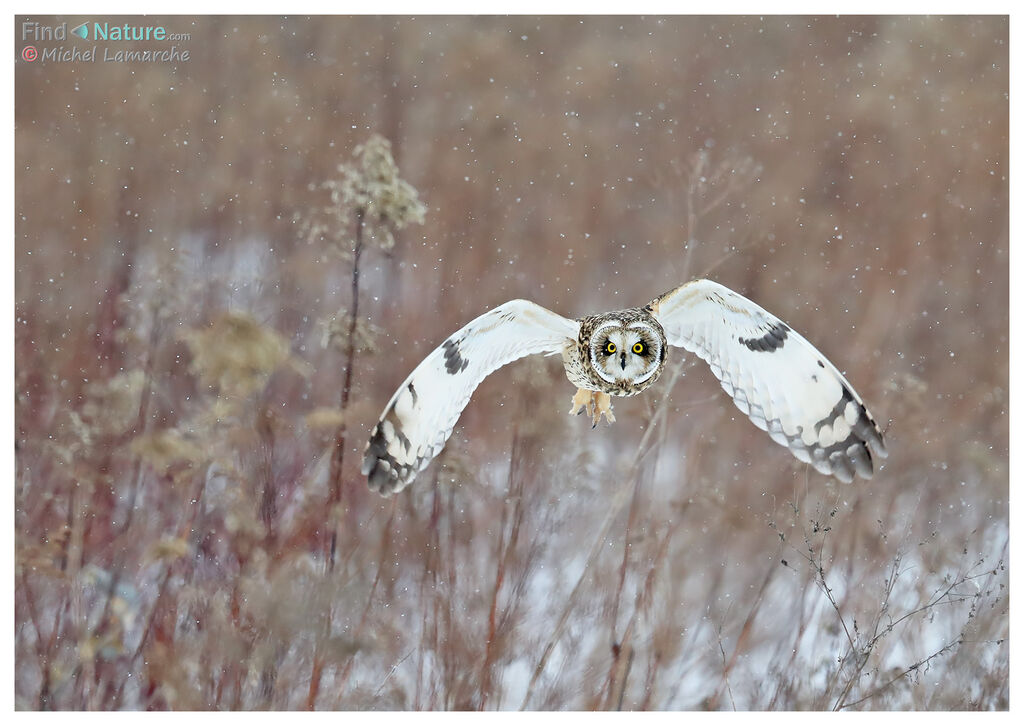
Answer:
[520,359,688,709]
[480,431,527,709]
[707,556,777,710]
[831,557,997,710]
[112,564,174,708]
[839,637,963,710]
[336,498,397,694]
[19,570,56,709]
[606,641,634,710]
[440,484,460,707]
[127,472,208,672]
[327,208,366,569]
[310,206,369,706]
[117,316,161,538]
[341,210,367,415]
[604,427,664,709]
[604,514,682,710]
[257,405,278,542]
[681,151,705,280]
[304,612,330,710]
[609,460,644,645]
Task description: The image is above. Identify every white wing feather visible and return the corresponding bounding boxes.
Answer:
[363,299,579,494]
[651,279,887,482]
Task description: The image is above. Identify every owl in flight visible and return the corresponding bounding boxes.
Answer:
[363,279,887,495]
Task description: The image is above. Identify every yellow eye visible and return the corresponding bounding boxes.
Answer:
[605,342,617,354]
[633,342,646,355]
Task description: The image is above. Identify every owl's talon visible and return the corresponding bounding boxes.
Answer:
[570,388,615,427]
[569,388,593,417]
[592,391,616,426]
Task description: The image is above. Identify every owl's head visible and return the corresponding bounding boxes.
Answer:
[588,315,666,388]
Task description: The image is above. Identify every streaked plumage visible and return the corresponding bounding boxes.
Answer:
[362,279,887,495]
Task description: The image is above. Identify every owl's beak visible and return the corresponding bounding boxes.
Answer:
[620,352,627,370]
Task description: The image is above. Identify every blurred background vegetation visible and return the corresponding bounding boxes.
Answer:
[15,16,1007,710]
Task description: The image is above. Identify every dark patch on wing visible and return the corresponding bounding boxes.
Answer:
[395,427,411,453]
[732,373,885,482]
[364,424,406,494]
[815,385,855,434]
[796,384,884,481]
[407,381,418,406]
[363,405,418,494]
[384,405,412,453]
[442,337,470,375]
[738,321,790,352]
[808,436,874,483]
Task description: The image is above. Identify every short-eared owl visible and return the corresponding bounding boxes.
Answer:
[363,279,887,495]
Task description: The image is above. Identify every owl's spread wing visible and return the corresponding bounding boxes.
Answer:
[650,279,887,482]
[363,299,580,494]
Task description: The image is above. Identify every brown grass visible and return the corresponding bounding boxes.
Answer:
[15,15,1007,710]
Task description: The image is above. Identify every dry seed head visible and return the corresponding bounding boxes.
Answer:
[81,369,146,436]
[183,313,299,397]
[145,536,191,564]
[304,407,347,431]
[320,309,382,354]
[130,429,205,473]
[339,134,426,250]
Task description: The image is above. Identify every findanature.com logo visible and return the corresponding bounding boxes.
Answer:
[19,20,192,63]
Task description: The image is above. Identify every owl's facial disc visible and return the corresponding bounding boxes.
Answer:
[590,321,663,385]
